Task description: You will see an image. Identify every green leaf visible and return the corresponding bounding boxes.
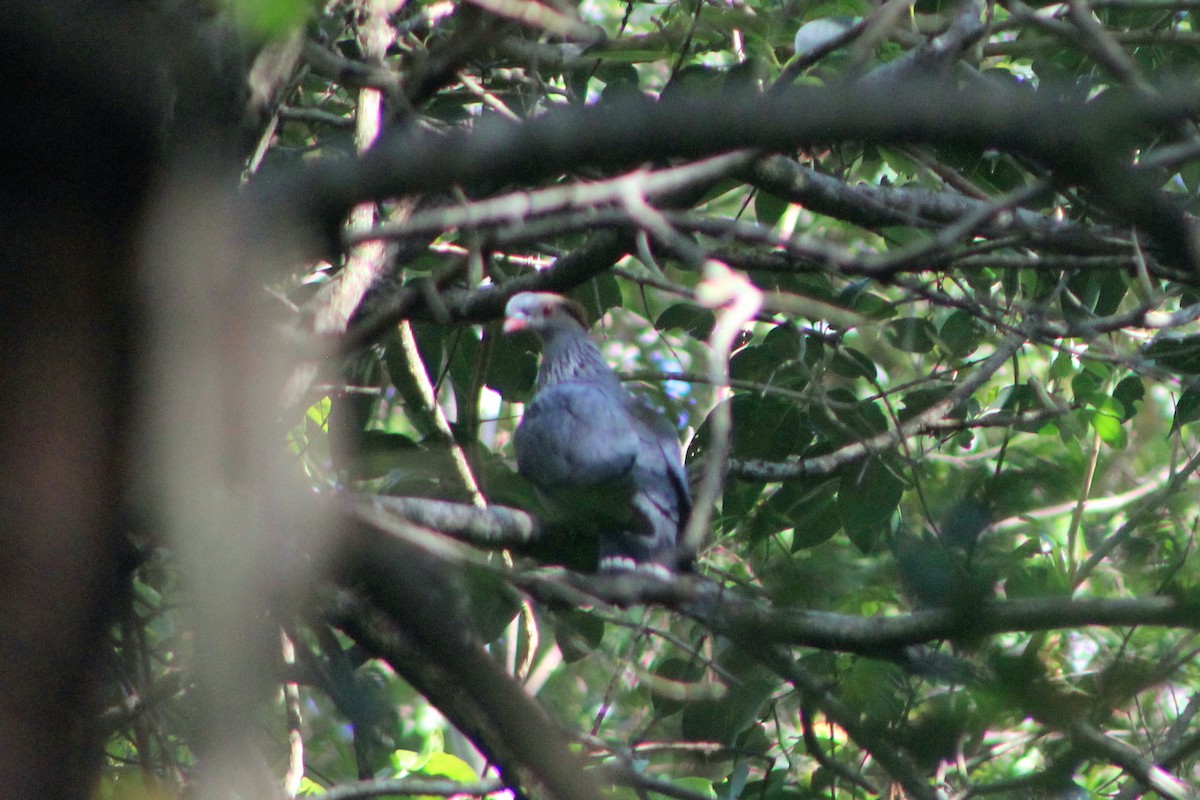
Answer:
[839,287,895,319]
[729,394,811,459]
[877,145,920,178]
[884,317,937,353]
[417,752,479,782]
[1050,351,1075,381]
[762,322,803,356]
[232,0,312,37]
[570,276,622,322]
[484,333,539,402]
[828,346,877,380]
[656,303,715,339]
[731,344,783,382]
[1146,335,1200,374]
[1005,561,1070,599]
[1172,383,1200,432]
[720,482,765,537]
[899,384,956,422]
[838,457,904,552]
[1181,159,1200,193]
[391,748,427,776]
[755,191,790,228]
[1063,269,1128,321]
[753,480,840,549]
[1070,366,1104,404]
[938,310,986,357]
[649,658,707,716]
[841,659,905,720]
[814,391,888,442]
[1089,399,1126,448]
[595,62,641,90]
[298,776,326,795]
[353,431,421,480]
[463,567,521,644]
[899,696,976,769]
[553,610,605,662]
[999,383,1038,415]
[681,676,774,743]
[1113,375,1144,421]
[671,777,717,799]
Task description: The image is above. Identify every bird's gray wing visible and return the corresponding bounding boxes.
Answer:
[514,381,640,517]
[610,393,691,567]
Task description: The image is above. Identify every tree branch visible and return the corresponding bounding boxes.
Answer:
[508,570,1200,654]
[329,516,604,800]
[266,79,1200,273]
[728,328,1030,481]
[320,776,506,799]
[349,494,540,549]
[743,154,1123,253]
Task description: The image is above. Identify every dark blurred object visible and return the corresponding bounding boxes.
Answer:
[940,497,992,559]
[0,3,232,796]
[893,500,996,648]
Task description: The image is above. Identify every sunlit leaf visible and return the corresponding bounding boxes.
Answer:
[230,0,312,37]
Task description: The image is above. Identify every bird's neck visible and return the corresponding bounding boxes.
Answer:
[537,328,620,390]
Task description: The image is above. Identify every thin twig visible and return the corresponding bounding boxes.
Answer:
[687,262,764,556]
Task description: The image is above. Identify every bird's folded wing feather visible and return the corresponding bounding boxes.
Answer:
[625,395,691,527]
[515,382,640,490]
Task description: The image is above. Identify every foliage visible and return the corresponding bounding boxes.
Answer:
[102,0,1200,798]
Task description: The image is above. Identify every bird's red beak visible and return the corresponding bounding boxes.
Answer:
[503,316,526,334]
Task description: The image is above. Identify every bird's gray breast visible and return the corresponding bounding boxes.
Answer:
[514,382,641,521]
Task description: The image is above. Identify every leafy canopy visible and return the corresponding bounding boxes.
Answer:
[103,0,1200,798]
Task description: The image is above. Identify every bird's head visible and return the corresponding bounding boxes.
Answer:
[503,292,589,336]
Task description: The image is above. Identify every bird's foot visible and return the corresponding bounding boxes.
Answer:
[598,556,672,580]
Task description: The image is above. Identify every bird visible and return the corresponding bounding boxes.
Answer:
[503,291,691,574]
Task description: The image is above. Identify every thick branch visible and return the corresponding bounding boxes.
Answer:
[352,495,540,548]
[267,80,1200,273]
[510,570,1200,655]
[354,500,1200,654]
[331,517,603,800]
[743,154,1124,251]
[343,229,632,351]
[321,776,506,799]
